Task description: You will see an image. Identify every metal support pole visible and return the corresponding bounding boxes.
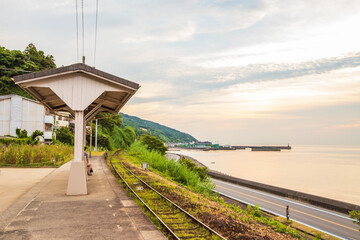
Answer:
[89,120,93,158]
[286,205,290,221]
[95,119,98,152]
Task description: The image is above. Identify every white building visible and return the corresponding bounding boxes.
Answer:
[0,94,54,141]
[55,112,71,128]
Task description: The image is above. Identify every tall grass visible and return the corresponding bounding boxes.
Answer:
[0,143,73,167]
[126,141,215,195]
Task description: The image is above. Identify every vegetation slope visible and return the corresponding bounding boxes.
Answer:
[121,112,197,143]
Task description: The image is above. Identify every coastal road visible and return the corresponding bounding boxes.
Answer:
[213,179,360,240]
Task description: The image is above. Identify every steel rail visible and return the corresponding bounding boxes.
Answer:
[110,158,180,240]
[111,157,227,240]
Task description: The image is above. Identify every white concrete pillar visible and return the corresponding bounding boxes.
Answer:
[74,111,84,162]
[67,110,87,195]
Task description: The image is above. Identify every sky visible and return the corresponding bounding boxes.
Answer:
[1,0,360,145]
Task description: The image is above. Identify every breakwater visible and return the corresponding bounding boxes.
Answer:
[170,145,291,151]
[233,146,291,151]
[175,153,360,214]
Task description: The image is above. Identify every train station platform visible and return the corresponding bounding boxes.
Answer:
[0,155,166,240]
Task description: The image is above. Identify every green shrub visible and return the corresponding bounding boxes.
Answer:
[139,134,168,155]
[179,157,208,180]
[55,126,74,145]
[126,141,214,195]
[349,210,360,231]
[0,138,31,145]
[244,204,302,238]
[247,205,262,218]
[16,128,28,138]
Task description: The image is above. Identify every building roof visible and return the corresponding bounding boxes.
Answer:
[13,63,140,121]
[13,63,140,90]
[0,94,40,104]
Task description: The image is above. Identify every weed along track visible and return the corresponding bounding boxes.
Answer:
[111,157,226,240]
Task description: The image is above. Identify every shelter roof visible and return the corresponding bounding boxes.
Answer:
[13,63,140,121]
[14,63,140,89]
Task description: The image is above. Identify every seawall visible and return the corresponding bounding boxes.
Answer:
[175,153,360,214]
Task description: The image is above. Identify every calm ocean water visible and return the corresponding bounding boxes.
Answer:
[169,145,360,205]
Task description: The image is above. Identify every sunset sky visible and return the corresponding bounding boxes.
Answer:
[1,0,360,145]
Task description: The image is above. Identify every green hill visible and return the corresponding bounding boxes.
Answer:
[120,113,197,143]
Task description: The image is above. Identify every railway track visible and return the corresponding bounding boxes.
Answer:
[111,156,226,240]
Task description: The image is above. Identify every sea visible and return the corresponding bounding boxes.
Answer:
[169,145,360,205]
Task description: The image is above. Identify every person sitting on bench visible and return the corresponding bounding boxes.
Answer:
[84,147,93,176]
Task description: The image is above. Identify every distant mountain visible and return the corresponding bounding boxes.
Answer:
[120,113,197,143]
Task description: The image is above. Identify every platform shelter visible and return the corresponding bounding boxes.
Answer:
[13,63,140,195]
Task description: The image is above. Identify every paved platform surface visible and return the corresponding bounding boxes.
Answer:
[0,168,55,214]
[0,156,166,240]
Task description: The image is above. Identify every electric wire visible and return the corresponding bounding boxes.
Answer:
[75,0,79,62]
[0,67,33,72]
[94,0,99,67]
[81,0,85,62]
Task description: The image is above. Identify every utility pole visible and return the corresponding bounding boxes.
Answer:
[89,120,92,158]
[95,119,98,152]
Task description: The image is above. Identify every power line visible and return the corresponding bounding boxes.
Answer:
[75,0,79,62]
[82,0,85,63]
[94,0,99,67]
[0,67,33,72]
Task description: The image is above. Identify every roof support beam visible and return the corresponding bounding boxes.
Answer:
[51,105,75,117]
[52,104,68,110]
[115,93,131,113]
[43,95,60,102]
[98,95,122,104]
[84,99,105,121]
[85,107,104,123]
[25,87,53,111]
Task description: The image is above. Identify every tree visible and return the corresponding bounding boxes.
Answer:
[140,134,168,155]
[96,113,122,133]
[98,134,110,150]
[55,127,74,145]
[108,126,136,150]
[349,210,360,231]
[0,43,56,98]
[23,43,56,71]
[123,126,136,146]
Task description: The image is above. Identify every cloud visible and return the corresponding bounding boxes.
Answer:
[2,0,360,145]
[134,82,178,99]
[122,22,197,43]
[98,0,270,44]
[335,122,360,129]
[125,65,360,125]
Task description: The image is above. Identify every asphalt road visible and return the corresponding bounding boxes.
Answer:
[213,179,360,240]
